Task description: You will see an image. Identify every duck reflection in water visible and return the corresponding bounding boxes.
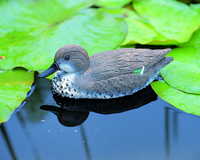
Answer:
[40,85,157,127]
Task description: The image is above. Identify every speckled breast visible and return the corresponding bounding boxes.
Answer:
[52,69,159,99]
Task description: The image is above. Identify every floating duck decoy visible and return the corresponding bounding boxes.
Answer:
[38,44,173,99]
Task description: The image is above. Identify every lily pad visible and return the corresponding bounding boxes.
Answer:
[151,81,200,116]
[179,28,200,48]
[179,4,200,47]
[119,8,158,45]
[160,47,200,94]
[191,3,200,14]
[0,68,34,123]
[95,0,132,8]
[100,8,160,45]
[133,0,200,44]
[0,0,127,71]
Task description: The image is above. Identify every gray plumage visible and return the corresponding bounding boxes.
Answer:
[50,44,173,99]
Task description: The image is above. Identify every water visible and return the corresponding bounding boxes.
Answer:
[1,76,200,160]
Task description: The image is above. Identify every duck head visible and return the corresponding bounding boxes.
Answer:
[38,44,90,78]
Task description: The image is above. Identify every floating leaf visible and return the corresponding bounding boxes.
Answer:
[0,69,34,123]
[160,47,200,94]
[95,0,132,8]
[0,0,127,71]
[100,8,159,45]
[179,4,200,48]
[101,2,200,46]
[190,3,200,14]
[179,28,200,47]
[151,81,200,116]
[132,0,200,44]
[120,8,158,45]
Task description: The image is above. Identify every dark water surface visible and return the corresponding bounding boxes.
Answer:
[1,76,200,160]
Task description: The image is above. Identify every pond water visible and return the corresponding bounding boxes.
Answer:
[1,75,200,160]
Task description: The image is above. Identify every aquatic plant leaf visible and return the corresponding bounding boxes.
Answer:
[160,47,200,94]
[179,28,200,48]
[151,81,200,116]
[101,4,199,46]
[100,8,160,45]
[0,69,34,123]
[178,4,200,47]
[0,0,127,71]
[95,0,131,8]
[132,0,200,44]
[120,8,158,45]
[191,3,200,14]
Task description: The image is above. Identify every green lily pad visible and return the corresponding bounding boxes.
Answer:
[120,8,158,45]
[191,3,200,14]
[132,0,200,44]
[95,0,132,8]
[160,46,200,94]
[151,81,200,116]
[178,4,200,48]
[179,28,200,48]
[0,0,127,71]
[0,68,34,123]
[100,8,159,45]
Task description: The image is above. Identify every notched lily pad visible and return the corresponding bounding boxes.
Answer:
[120,8,158,45]
[160,47,200,94]
[151,81,200,116]
[133,0,200,44]
[0,0,127,71]
[0,68,34,123]
[101,8,159,45]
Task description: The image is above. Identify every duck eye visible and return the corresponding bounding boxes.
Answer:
[64,55,70,61]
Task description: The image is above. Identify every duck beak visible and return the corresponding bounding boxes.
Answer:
[38,62,59,78]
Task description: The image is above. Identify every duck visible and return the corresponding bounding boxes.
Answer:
[38,44,173,99]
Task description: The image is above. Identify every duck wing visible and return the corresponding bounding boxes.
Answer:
[82,48,172,82]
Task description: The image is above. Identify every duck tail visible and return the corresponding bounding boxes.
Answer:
[160,57,173,67]
[144,48,173,72]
